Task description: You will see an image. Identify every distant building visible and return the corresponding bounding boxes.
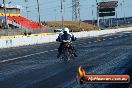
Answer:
[0,4,21,28]
[0,4,21,17]
[0,4,46,29]
[83,17,132,27]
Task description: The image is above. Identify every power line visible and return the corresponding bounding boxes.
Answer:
[72,0,80,21]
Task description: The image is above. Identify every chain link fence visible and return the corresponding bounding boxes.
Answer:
[0,27,56,36]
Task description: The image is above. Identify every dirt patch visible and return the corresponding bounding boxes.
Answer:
[45,21,98,32]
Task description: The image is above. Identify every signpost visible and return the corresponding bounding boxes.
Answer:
[99,12,115,17]
[99,8,115,12]
[97,1,118,8]
[96,1,118,27]
[97,1,118,17]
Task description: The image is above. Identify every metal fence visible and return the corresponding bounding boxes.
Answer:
[0,27,56,36]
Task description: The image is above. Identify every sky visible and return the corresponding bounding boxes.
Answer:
[0,0,132,22]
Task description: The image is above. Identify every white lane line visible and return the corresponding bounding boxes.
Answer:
[78,44,82,45]
[109,38,113,40]
[50,49,57,51]
[0,55,8,57]
[102,36,106,38]
[89,42,92,44]
[125,35,128,36]
[130,34,132,35]
[103,39,106,40]
[102,35,111,37]
[114,37,117,39]
[94,41,97,43]
[118,36,122,37]
[0,49,57,63]
[83,43,87,44]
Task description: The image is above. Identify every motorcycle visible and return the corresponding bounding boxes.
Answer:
[61,41,75,62]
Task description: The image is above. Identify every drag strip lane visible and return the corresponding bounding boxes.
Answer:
[0,32,132,88]
[0,32,132,63]
[0,49,57,63]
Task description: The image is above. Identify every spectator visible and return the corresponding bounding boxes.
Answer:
[24,31,27,36]
[28,32,32,35]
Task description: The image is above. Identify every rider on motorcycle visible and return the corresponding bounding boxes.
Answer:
[56,27,77,58]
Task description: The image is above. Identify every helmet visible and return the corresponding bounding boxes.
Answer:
[63,28,69,34]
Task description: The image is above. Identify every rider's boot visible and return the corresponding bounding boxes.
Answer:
[57,47,62,58]
[72,48,77,57]
[74,53,78,57]
[57,53,61,58]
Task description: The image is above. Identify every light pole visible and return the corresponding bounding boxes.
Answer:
[96,0,100,29]
[36,0,42,29]
[54,9,57,21]
[122,0,126,24]
[116,5,118,28]
[61,0,64,29]
[25,6,29,18]
[92,5,94,25]
[3,0,7,29]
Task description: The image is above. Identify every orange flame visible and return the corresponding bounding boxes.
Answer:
[78,66,86,77]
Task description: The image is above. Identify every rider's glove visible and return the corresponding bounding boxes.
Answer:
[72,37,77,41]
[74,37,77,41]
[56,39,59,41]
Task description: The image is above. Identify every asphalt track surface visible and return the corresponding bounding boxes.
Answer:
[0,31,132,88]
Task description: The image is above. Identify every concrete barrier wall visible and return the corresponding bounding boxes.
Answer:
[73,27,132,38]
[0,27,132,49]
[0,34,58,49]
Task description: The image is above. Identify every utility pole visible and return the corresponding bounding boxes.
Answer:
[61,0,64,29]
[3,0,7,29]
[25,6,29,18]
[92,5,94,25]
[96,0,100,29]
[54,9,57,21]
[122,0,126,24]
[116,6,118,28]
[36,0,42,29]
